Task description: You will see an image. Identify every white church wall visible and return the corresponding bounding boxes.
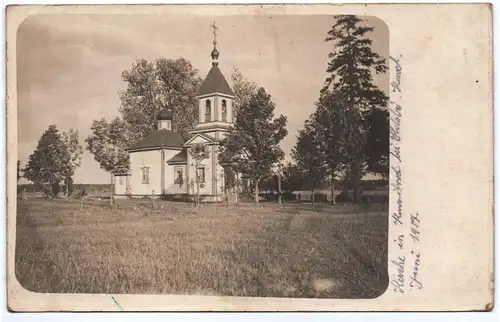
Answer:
[165,163,188,194]
[129,150,162,196]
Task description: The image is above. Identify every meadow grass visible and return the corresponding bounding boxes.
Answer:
[15,199,388,298]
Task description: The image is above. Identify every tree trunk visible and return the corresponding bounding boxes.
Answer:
[311,188,315,209]
[110,173,114,206]
[196,181,200,207]
[254,179,259,204]
[330,171,337,205]
[353,179,361,205]
[235,172,239,205]
[277,173,282,207]
[66,176,69,200]
[330,176,336,205]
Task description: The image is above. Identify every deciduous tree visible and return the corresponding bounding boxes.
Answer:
[292,119,327,208]
[85,117,131,204]
[61,129,83,198]
[189,143,210,206]
[364,107,389,178]
[281,162,304,195]
[23,125,72,198]
[230,68,258,118]
[219,87,287,204]
[313,92,347,205]
[119,58,201,141]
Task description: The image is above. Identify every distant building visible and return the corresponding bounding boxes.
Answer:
[114,29,238,202]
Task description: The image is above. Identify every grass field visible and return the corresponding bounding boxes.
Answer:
[15,199,389,298]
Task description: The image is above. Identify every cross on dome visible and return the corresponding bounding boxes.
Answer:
[209,21,220,65]
[210,21,219,45]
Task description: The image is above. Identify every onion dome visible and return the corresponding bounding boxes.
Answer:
[157,108,173,121]
[211,46,219,64]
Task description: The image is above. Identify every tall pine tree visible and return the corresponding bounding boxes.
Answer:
[323,15,388,203]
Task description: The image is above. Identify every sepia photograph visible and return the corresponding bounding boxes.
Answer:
[6,4,493,312]
[15,12,389,298]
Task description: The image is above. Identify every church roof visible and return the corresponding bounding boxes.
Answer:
[167,150,187,164]
[197,64,235,97]
[127,129,185,151]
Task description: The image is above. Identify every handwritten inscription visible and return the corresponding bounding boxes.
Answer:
[409,212,421,243]
[391,165,403,226]
[390,256,406,293]
[388,56,423,293]
[394,234,404,250]
[409,250,422,290]
[390,102,402,144]
[390,56,402,92]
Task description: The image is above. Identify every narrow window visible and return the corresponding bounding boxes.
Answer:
[142,167,150,184]
[197,167,206,183]
[222,99,227,122]
[174,167,184,187]
[205,100,211,122]
[119,177,124,185]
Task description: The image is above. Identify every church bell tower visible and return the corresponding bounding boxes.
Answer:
[190,21,235,139]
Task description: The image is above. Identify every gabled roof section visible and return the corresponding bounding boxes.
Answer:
[183,133,217,146]
[167,150,187,164]
[197,64,235,97]
[127,129,186,151]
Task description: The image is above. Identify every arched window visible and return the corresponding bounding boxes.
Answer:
[205,100,211,122]
[221,99,227,122]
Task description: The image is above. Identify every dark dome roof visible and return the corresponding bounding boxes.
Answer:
[157,108,173,120]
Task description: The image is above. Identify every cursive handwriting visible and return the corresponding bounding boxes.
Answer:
[394,234,404,250]
[390,256,406,293]
[391,165,403,226]
[409,250,422,289]
[388,54,424,294]
[390,102,402,143]
[390,56,402,92]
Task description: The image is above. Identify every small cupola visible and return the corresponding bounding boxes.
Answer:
[157,108,173,130]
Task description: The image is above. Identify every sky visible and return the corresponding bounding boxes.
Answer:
[17,14,389,184]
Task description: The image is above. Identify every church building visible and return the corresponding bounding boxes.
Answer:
[114,26,237,202]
